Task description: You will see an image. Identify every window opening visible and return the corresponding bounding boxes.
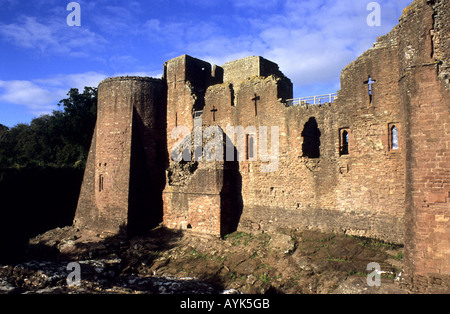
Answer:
[301,117,321,158]
[340,130,349,156]
[364,76,376,103]
[251,93,260,116]
[391,125,399,150]
[211,105,218,122]
[246,134,256,160]
[99,175,104,192]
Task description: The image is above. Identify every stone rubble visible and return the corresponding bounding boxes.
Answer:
[0,226,427,294]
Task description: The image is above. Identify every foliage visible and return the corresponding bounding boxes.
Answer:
[0,87,97,169]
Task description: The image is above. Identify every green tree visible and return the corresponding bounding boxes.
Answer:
[11,124,38,166]
[52,86,97,167]
[58,87,97,154]
[0,124,10,168]
[29,114,64,166]
[0,87,97,169]
[0,124,8,136]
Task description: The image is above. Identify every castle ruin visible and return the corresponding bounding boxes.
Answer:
[74,0,449,291]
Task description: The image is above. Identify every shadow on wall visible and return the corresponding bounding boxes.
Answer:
[220,134,243,237]
[127,108,168,237]
[0,167,83,263]
[302,117,321,158]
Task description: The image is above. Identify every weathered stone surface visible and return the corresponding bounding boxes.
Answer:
[73,0,449,292]
[74,77,166,234]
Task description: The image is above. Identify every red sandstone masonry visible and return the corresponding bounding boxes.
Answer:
[74,0,449,292]
[75,77,166,233]
[397,0,449,291]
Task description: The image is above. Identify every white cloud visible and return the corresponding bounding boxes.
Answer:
[0,72,107,117]
[0,16,107,57]
[173,0,414,95]
[0,80,62,116]
[0,70,164,118]
[34,72,108,92]
[139,2,358,93]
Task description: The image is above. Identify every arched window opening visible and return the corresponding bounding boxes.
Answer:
[302,117,321,158]
[391,125,399,150]
[340,130,349,156]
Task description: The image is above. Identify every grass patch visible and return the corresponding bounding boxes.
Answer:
[326,257,351,263]
[258,273,271,284]
[301,233,336,243]
[228,271,238,281]
[345,234,399,250]
[257,263,271,271]
[382,272,396,280]
[224,231,254,246]
[361,239,394,249]
[190,248,208,260]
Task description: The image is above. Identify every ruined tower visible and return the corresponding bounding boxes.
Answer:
[74,77,167,235]
[162,55,293,236]
[162,55,224,235]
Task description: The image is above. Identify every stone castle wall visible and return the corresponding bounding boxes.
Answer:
[74,0,448,291]
[397,0,450,288]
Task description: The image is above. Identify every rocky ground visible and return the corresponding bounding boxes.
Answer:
[0,226,410,294]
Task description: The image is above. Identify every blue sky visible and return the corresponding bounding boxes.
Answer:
[0,0,413,127]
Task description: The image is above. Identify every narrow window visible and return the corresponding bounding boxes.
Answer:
[391,125,399,150]
[99,175,104,192]
[340,130,349,156]
[230,85,235,107]
[246,134,256,160]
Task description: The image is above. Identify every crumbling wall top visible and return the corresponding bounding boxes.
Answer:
[164,54,212,87]
[99,76,164,87]
[222,56,287,86]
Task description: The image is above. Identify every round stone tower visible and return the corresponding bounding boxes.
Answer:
[74,76,167,234]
